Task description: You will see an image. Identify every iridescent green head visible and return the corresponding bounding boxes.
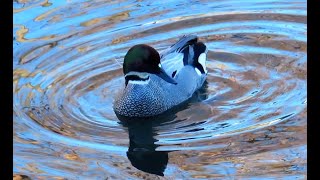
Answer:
[123,44,177,85]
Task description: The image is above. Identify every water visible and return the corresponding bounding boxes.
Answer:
[13,0,307,179]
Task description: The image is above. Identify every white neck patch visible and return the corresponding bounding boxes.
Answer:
[128,78,150,85]
[126,71,150,85]
[125,71,149,78]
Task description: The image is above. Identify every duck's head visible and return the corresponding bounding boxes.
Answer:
[123,44,177,86]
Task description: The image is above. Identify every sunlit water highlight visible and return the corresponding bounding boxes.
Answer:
[14,0,306,179]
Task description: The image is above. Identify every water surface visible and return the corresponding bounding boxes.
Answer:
[13,0,307,179]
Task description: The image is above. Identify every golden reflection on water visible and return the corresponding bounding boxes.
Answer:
[14,0,306,179]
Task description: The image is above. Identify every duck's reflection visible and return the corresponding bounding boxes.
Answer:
[117,81,208,176]
[121,117,168,176]
[117,114,171,176]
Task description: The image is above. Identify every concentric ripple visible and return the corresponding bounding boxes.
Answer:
[14,0,306,179]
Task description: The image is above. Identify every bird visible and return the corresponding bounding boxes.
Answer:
[113,35,208,117]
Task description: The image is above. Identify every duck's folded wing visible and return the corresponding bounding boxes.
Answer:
[160,35,207,78]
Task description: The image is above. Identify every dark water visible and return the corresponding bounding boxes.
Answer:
[13,0,306,179]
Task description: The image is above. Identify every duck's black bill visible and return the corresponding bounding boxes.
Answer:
[157,68,177,85]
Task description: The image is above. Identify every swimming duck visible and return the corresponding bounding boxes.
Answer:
[113,35,208,117]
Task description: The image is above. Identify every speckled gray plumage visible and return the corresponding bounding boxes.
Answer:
[114,66,206,117]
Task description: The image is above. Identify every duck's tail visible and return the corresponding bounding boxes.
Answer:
[167,35,208,75]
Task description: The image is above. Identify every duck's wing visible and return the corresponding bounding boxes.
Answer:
[160,35,208,78]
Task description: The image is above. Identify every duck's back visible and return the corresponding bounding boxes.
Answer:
[157,66,206,110]
[159,35,208,106]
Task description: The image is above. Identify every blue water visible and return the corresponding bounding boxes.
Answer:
[14,0,306,179]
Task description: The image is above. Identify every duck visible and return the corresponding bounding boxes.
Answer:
[113,35,208,117]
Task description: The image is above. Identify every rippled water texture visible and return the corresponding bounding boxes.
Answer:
[14,0,307,179]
